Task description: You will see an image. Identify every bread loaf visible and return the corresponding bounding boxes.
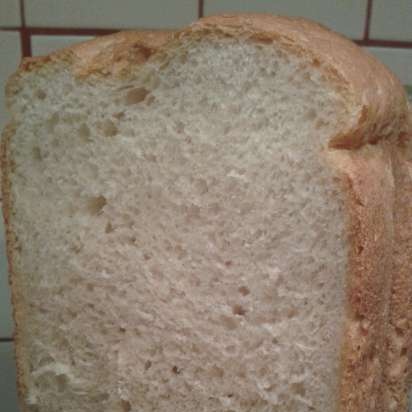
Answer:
[2,14,411,412]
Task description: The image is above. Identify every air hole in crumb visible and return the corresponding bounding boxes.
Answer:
[272,337,279,345]
[78,123,91,142]
[314,118,327,130]
[224,260,233,267]
[357,244,364,255]
[125,87,150,105]
[232,304,246,316]
[113,111,125,120]
[195,178,208,194]
[37,355,54,368]
[149,265,163,280]
[286,308,298,318]
[105,222,114,233]
[121,400,131,412]
[119,327,126,333]
[175,245,187,259]
[35,89,46,100]
[401,347,407,356]
[209,366,224,378]
[304,108,317,121]
[87,196,107,216]
[238,286,250,296]
[144,360,152,370]
[101,119,118,137]
[32,146,42,161]
[144,153,157,162]
[221,315,238,330]
[56,374,67,392]
[47,113,59,132]
[227,394,234,398]
[172,366,181,374]
[146,95,155,106]
[175,120,185,134]
[63,84,73,94]
[86,284,94,292]
[291,382,306,397]
[143,253,152,261]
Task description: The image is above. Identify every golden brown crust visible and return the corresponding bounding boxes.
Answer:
[329,145,395,412]
[5,30,174,99]
[383,133,412,411]
[0,122,29,412]
[1,14,411,412]
[70,30,173,77]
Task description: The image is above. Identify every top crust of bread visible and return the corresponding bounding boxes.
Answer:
[8,14,409,149]
[184,14,408,149]
[2,14,411,412]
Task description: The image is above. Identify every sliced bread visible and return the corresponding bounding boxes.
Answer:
[1,15,411,412]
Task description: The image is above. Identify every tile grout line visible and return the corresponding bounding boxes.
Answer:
[198,0,204,18]
[24,27,121,36]
[363,0,373,41]
[18,0,31,57]
[2,26,412,49]
[355,39,412,48]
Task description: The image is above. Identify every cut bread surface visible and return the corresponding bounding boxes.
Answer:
[2,15,410,412]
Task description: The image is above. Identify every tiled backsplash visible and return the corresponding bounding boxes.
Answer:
[31,34,94,56]
[370,0,412,41]
[25,0,198,29]
[0,0,20,27]
[0,1,411,411]
[204,0,368,38]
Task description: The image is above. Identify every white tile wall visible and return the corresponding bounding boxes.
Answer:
[367,47,412,85]
[0,0,21,27]
[0,216,13,338]
[31,35,94,56]
[204,0,367,39]
[370,0,412,41]
[25,0,198,29]
[0,31,21,143]
[0,31,20,339]
[0,342,20,412]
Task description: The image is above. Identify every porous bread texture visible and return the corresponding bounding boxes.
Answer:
[5,36,350,412]
[385,136,412,412]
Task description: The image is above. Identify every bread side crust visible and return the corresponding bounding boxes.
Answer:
[1,14,410,412]
[1,122,28,412]
[384,124,412,411]
[329,145,395,412]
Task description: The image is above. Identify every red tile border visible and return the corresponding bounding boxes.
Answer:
[20,30,31,57]
[355,39,412,48]
[18,0,31,57]
[27,27,120,36]
[363,0,373,40]
[198,0,204,18]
